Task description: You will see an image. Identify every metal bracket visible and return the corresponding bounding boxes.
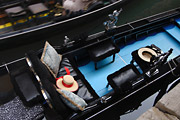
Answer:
[146,69,159,77]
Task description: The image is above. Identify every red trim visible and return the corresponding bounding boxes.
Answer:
[64,67,70,75]
[62,80,73,88]
[56,67,70,81]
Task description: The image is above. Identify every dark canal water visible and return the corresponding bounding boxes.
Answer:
[1,0,180,64]
[1,0,180,119]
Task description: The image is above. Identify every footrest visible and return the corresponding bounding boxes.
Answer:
[88,40,120,69]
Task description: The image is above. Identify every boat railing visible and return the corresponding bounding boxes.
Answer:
[92,7,180,40]
[1,0,179,44]
[94,7,180,41]
[0,57,26,69]
[0,0,23,9]
[128,7,180,25]
[30,6,180,58]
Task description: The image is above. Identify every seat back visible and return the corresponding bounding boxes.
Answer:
[27,2,51,24]
[9,59,43,107]
[107,64,140,93]
[26,50,72,118]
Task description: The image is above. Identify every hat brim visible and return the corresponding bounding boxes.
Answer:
[56,78,79,92]
[138,48,157,62]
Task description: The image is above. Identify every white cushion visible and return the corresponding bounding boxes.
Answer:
[56,89,87,111]
[5,6,26,17]
[41,41,62,78]
[28,3,48,14]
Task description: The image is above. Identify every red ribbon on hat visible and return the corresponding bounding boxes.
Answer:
[56,67,72,88]
[62,80,73,88]
[56,67,70,80]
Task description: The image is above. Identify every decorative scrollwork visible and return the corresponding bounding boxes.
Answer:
[104,8,122,30]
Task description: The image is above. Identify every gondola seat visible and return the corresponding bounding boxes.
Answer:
[107,64,140,93]
[28,3,49,24]
[25,50,98,118]
[131,44,162,73]
[5,5,29,30]
[88,40,120,70]
[56,56,97,102]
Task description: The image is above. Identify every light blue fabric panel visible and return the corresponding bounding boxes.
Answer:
[79,30,180,97]
[123,32,180,59]
[164,24,180,43]
[175,18,180,26]
[79,55,126,97]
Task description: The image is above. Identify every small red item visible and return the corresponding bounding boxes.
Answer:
[56,67,70,80]
[62,80,73,88]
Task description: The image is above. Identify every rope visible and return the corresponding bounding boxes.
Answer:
[117,53,127,65]
[167,59,179,77]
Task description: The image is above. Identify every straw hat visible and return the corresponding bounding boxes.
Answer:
[56,75,78,92]
[138,47,157,62]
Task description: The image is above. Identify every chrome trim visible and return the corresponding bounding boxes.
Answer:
[127,23,134,29]
[132,78,144,87]
[100,97,107,104]
[100,96,112,104]
[146,69,159,77]
[26,58,33,69]
[84,104,98,110]
[106,96,112,101]
[41,88,53,109]
[4,63,9,73]
[0,57,26,68]
[25,57,54,109]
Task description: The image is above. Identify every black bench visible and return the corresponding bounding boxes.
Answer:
[88,40,120,70]
[24,51,98,119]
[107,64,140,93]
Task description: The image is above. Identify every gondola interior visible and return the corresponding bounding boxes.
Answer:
[0,8,180,120]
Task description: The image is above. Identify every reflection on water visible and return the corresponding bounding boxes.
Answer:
[120,93,158,120]
[0,0,180,119]
[119,0,180,25]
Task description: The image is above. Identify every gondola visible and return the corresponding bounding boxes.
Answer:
[0,0,130,49]
[0,8,180,120]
